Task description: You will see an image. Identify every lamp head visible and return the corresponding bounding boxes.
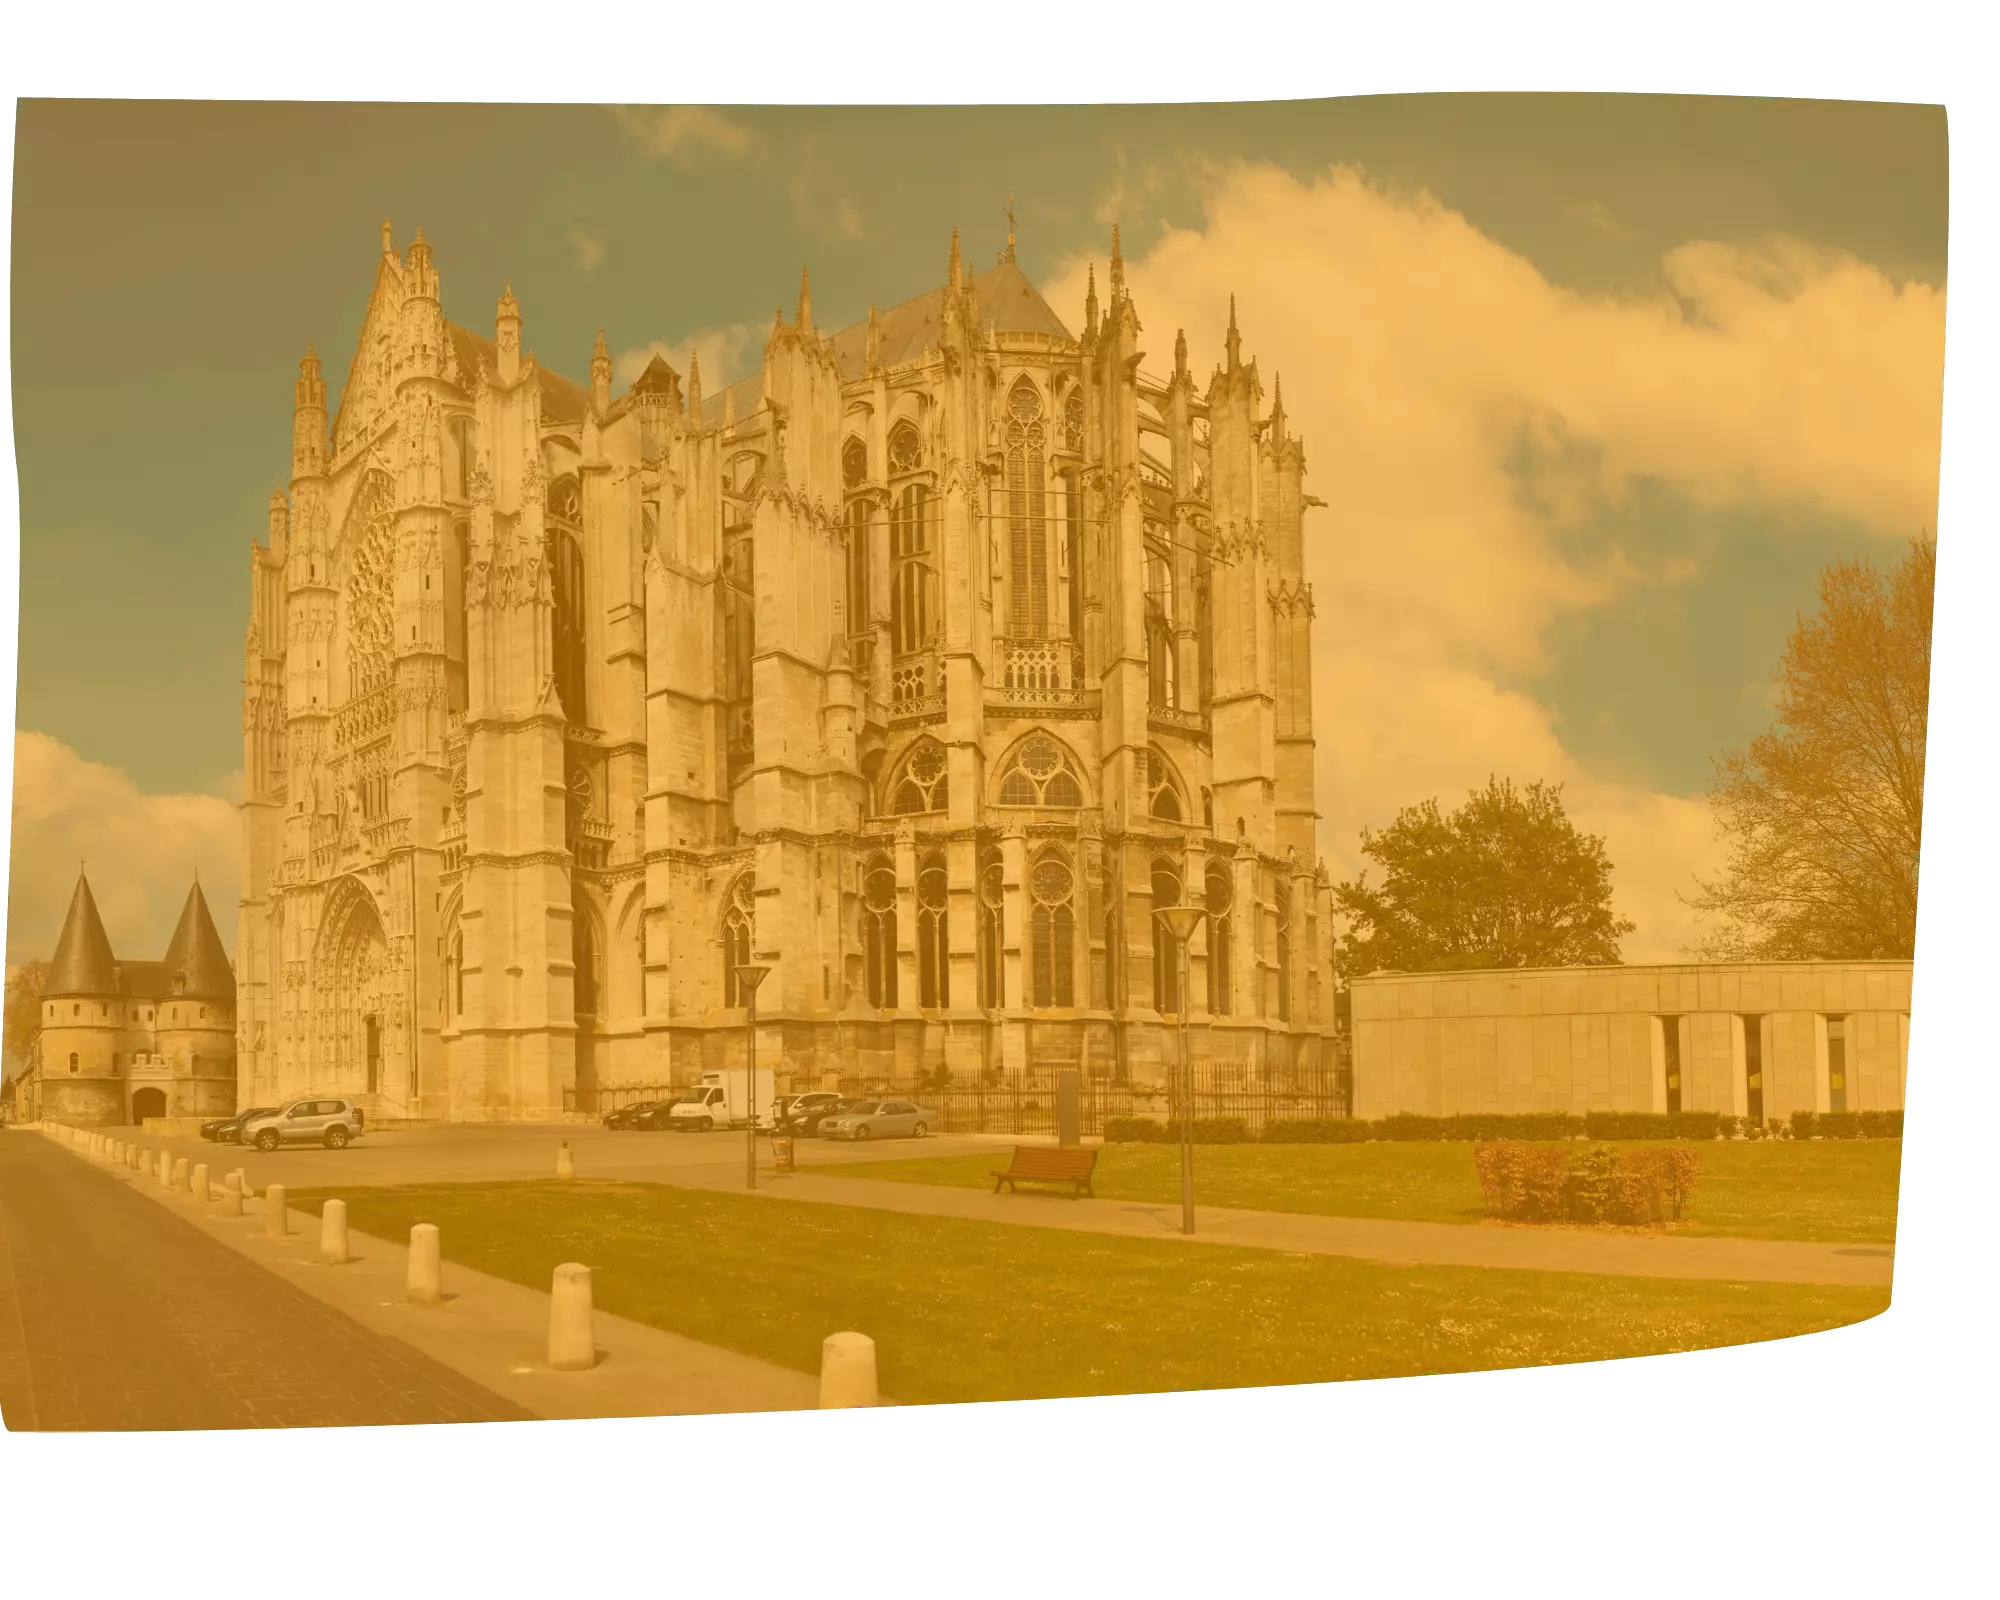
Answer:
[735,962,773,998]
[1152,904,1207,944]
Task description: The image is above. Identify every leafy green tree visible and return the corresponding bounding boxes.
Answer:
[4,958,50,1080]
[1687,533,1933,960]
[1334,778,1634,978]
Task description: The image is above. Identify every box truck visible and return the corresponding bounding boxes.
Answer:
[668,1068,778,1131]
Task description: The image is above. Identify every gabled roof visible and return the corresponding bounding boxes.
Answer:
[446,323,592,425]
[117,961,170,1001]
[159,882,234,1001]
[696,260,1076,428]
[47,873,119,998]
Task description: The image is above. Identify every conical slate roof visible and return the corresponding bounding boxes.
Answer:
[160,881,234,1000]
[47,872,120,997]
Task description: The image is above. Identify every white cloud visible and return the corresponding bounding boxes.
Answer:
[570,227,605,272]
[612,321,762,393]
[7,731,239,966]
[610,105,754,163]
[1048,163,1946,960]
[833,199,865,241]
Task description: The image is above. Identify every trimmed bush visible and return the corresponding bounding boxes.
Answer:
[1189,1117,1252,1144]
[1104,1117,1172,1144]
[1259,1118,1374,1144]
[1475,1139,1702,1225]
[1584,1111,1731,1142]
[1802,1109,1906,1140]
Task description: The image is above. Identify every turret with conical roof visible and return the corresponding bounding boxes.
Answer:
[160,881,235,999]
[47,871,119,997]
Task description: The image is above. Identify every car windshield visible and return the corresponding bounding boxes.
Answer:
[842,1104,881,1116]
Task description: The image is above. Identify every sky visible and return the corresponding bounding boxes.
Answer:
[5,96,1947,965]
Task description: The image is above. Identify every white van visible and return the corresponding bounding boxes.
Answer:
[668,1069,777,1131]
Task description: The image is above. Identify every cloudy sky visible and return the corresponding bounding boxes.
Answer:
[6,97,1946,966]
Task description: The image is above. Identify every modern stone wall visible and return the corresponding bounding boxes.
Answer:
[1350,961,1913,1121]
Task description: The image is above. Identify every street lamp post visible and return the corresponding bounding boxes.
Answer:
[735,962,772,1192]
[1152,903,1207,1237]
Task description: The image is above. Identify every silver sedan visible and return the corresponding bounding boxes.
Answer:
[817,1100,936,1141]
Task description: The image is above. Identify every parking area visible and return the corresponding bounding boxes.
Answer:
[85,1115,996,1192]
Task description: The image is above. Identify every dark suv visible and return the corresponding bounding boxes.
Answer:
[777,1092,850,1137]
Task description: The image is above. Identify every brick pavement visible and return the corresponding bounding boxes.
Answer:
[0,1128,530,1431]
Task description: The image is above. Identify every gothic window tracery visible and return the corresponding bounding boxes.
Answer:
[721,872,755,1007]
[1005,379,1050,637]
[1145,528,1176,709]
[1029,848,1076,1009]
[548,475,587,722]
[996,733,1083,808]
[888,421,923,477]
[1062,387,1085,455]
[889,739,949,815]
[917,851,949,1010]
[1206,860,1233,1017]
[1151,859,1185,1014]
[977,842,1004,1009]
[845,499,871,638]
[1147,747,1186,822]
[842,436,868,490]
[1274,879,1293,1023]
[573,897,600,1019]
[343,473,395,698]
[890,483,935,656]
[862,854,899,1010]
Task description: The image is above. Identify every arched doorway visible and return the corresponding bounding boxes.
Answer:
[317,879,393,1105]
[131,1087,167,1122]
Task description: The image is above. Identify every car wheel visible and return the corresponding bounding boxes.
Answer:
[855,1125,872,1141]
[255,1130,280,1152]
[697,1116,713,1132]
[324,1127,349,1149]
[912,1122,929,1139]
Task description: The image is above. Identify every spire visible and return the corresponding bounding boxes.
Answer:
[47,870,119,997]
[1174,327,1189,382]
[686,349,702,423]
[797,266,813,332]
[1003,194,1017,265]
[1224,293,1242,372]
[591,327,612,413]
[1270,372,1286,441]
[865,300,883,372]
[1084,263,1099,339]
[495,283,522,384]
[160,880,235,1001]
[1109,223,1125,300]
[948,226,963,291]
[380,217,394,259]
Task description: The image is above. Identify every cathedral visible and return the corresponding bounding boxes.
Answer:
[236,219,1339,1121]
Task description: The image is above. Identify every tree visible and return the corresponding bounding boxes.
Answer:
[1333,777,1634,979]
[1686,533,1932,960]
[4,959,50,1081]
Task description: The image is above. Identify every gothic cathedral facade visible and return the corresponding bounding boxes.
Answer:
[237,222,1337,1120]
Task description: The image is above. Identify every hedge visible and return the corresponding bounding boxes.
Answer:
[1790,1110,1904,1140]
[1475,1140,1702,1224]
[1582,1111,1733,1142]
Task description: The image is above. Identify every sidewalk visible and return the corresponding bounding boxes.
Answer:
[34,1127,823,1421]
[707,1166,1895,1288]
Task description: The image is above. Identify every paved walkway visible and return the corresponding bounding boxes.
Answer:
[0,1129,528,1431]
[14,1128,822,1426]
[719,1167,1896,1288]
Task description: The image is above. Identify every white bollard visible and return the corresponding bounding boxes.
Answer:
[128,1145,141,1171]
[192,1163,210,1202]
[407,1223,442,1304]
[264,1182,289,1237]
[221,1177,244,1218]
[320,1199,349,1265]
[819,1331,879,1409]
[555,1142,576,1179]
[157,1152,173,1188]
[547,1263,595,1370]
[233,1167,248,1197]
[171,1157,189,1192]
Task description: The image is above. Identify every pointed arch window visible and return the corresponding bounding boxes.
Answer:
[1062,387,1085,455]
[1145,528,1176,709]
[721,872,755,1007]
[917,852,950,1009]
[888,422,923,476]
[1274,879,1293,1023]
[889,739,949,815]
[996,733,1083,808]
[862,855,899,1010]
[1205,860,1233,1017]
[448,926,464,1017]
[1147,747,1185,822]
[1151,859,1184,1014]
[845,499,872,640]
[573,897,600,1019]
[977,842,1005,1009]
[1006,379,1050,637]
[841,436,868,490]
[1029,848,1076,1010]
[549,475,587,722]
[890,484,934,655]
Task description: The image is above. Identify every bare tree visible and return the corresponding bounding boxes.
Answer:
[1687,533,1933,960]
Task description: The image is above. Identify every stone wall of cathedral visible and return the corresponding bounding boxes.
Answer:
[238,223,1340,1122]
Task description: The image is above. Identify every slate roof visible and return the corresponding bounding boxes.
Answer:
[158,882,235,1001]
[47,874,118,998]
[446,323,592,424]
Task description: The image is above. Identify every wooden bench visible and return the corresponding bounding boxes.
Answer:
[992,1145,1098,1199]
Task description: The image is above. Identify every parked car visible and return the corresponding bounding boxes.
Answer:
[628,1100,688,1131]
[603,1100,662,1130]
[775,1092,845,1136]
[817,1100,935,1142]
[202,1106,279,1144]
[241,1098,366,1151]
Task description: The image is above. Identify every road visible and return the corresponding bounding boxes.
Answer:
[0,1128,530,1431]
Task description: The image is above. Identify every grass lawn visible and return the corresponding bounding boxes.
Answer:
[290,1180,1888,1406]
[811,1139,1902,1244]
